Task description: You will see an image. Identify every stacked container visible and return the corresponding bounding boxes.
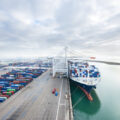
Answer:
[0,68,46,103]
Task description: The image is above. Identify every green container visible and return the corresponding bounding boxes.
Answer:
[7,89,16,92]
[6,92,12,95]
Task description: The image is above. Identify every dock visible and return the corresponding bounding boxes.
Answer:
[0,70,73,120]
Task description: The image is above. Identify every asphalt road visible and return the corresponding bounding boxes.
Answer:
[0,70,70,120]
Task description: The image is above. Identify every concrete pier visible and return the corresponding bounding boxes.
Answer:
[0,70,73,120]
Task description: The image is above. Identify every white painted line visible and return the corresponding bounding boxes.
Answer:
[60,103,66,106]
[55,79,63,120]
[65,80,67,119]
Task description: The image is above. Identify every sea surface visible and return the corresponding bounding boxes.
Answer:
[70,62,120,120]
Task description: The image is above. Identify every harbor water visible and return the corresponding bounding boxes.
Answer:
[70,62,120,120]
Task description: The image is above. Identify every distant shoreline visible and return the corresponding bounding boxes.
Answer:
[88,60,120,65]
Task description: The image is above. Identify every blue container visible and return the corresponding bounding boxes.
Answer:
[0,81,9,83]
[19,83,27,86]
[25,76,32,78]
[2,87,7,90]
[0,98,6,102]
[6,79,14,82]
[1,74,9,78]
[6,87,12,89]
[0,79,6,81]
[10,84,20,89]
[10,87,19,91]
[0,84,5,87]
[1,90,7,93]
[55,91,58,96]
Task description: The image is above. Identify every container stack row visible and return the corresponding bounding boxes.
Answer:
[70,65,100,78]
[0,68,47,103]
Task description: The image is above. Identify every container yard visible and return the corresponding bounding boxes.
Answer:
[0,60,73,120]
[0,68,46,103]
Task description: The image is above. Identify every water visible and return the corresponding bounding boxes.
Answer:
[70,62,120,120]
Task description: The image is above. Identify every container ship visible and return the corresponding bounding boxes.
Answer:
[68,60,101,101]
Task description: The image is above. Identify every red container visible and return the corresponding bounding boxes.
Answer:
[34,73,39,76]
[9,91,14,94]
[19,86,24,89]
[0,86,3,89]
[52,88,56,94]
[2,92,7,95]
[20,81,27,83]
[13,81,20,84]
[27,78,33,81]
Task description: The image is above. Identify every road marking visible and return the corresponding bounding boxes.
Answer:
[60,103,66,106]
[55,79,63,120]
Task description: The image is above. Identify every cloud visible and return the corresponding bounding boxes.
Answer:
[0,0,120,60]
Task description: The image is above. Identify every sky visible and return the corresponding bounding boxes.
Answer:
[0,0,120,60]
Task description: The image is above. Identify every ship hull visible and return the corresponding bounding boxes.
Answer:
[70,78,96,93]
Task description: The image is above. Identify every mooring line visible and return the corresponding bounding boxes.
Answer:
[71,87,78,95]
[73,94,85,108]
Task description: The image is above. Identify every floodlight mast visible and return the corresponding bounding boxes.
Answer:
[65,46,68,68]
